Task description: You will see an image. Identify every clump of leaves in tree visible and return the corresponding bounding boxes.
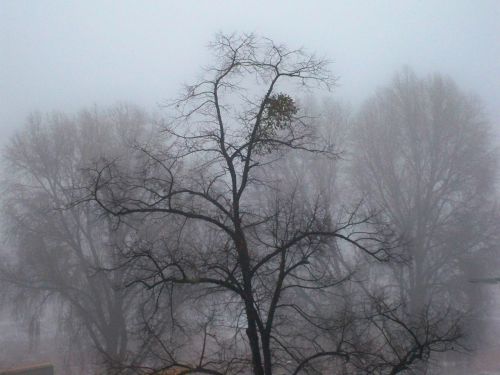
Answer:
[252,93,298,153]
[262,93,297,132]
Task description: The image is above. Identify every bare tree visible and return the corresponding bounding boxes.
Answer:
[0,104,162,373]
[78,34,466,375]
[351,69,499,371]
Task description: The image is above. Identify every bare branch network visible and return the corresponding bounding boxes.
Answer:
[2,33,496,375]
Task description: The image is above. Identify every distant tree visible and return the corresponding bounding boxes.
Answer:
[351,69,498,369]
[0,105,161,374]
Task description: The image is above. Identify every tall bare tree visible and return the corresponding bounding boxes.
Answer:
[0,104,160,373]
[80,35,465,375]
[351,69,498,371]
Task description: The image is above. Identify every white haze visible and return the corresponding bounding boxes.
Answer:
[1,0,499,142]
[0,2,499,374]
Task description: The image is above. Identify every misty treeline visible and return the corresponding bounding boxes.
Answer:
[0,34,498,375]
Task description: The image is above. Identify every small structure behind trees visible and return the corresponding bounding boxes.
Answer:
[0,363,54,375]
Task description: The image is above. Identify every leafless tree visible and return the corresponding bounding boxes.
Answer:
[350,68,499,371]
[0,104,165,374]
[77,35,467,375]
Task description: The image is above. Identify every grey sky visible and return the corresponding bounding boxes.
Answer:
[1,0,499,142]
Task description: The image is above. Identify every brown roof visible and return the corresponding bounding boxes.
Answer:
[0,363,53,375]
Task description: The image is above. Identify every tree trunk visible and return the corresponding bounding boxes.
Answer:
[236,235,265,375]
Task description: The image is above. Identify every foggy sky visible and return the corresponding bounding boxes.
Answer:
[1,0,499,142]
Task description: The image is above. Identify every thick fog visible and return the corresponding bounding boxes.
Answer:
[1,1,499,140]
[1,2,499,375]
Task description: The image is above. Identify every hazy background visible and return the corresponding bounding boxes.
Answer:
[1,2,499,373]
[1,0,499,143]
